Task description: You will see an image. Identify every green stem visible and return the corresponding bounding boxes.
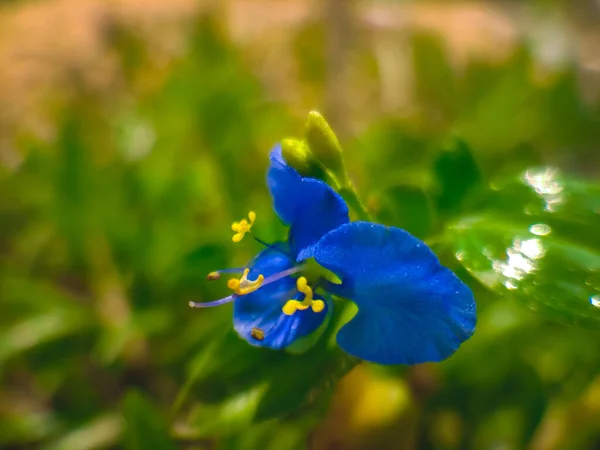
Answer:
[339,185,373,221]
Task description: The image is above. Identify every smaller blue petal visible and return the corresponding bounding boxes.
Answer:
[267,145,349,261]
[233,245,328,349]
[314,222,476,365]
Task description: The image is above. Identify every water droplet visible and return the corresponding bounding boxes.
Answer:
[455,251,464,261]
[517,238,546,260]
[493,238,545,286]
[483,246,495,258]
[523,167,565,212]
[590,295,600,308]
[529,223,551,236]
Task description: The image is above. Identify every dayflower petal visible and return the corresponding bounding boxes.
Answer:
[233,244,328,349]
[314,222,476,365]
[267,145,349,261]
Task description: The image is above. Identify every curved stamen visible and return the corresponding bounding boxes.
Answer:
[228,269,265,295]
[282,277,325,315]
[189,294,237,308]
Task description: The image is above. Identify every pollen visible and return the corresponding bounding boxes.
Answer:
[251,327,265,341]
[227,268,264,295]
[206,271,220,281]
[282,277,325,315]
[231,211,256,243]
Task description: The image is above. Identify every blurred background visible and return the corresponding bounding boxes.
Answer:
[1,0,600,449]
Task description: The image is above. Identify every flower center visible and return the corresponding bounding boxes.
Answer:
[191,209,334,318]
[282,277,325,315]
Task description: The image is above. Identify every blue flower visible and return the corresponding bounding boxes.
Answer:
[190,146,476,365]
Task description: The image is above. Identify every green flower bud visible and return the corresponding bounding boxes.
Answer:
[304,111,347,184]
[280,138,327,180]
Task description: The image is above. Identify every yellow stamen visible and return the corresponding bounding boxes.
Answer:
[231,211,256,243]
[282,277,325,315]
[251,327,265,341]
[228,268,264,295]
[206,271,220,281]
[311,300,325,313]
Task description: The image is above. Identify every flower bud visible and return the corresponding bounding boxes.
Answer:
[281,138,327,179]
[304,111,347,183]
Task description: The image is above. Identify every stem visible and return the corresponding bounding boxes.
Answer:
[339,185,373,221]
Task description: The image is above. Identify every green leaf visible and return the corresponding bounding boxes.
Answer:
[472,167,600,249]
[222,416,317,450]
[373,185,436,240]
[254,346,355,421]
[44,414,122,450]
[448,168,600,327]
[178,303,358,436]
[433,137,482,216]
[0,309,92,368]
[180,384,267,438]
[0,410,58,447]
[457,47,540,154]
[122,391,176,450]
[411,32,458,122]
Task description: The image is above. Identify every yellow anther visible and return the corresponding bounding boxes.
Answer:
[296,277,312,301]
[311,300,325,313]
[206,271,220,281]
[251,327,265,341]
[282,300,302,315]
[227,268,264,295]
[282,277,325,315]
[231,211,256,243]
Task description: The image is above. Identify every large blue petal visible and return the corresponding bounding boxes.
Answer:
[267,146,349,261]
[314,222,476,365]
[233,245,328,349]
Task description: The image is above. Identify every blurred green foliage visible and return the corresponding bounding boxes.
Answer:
[1,3,600,450]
